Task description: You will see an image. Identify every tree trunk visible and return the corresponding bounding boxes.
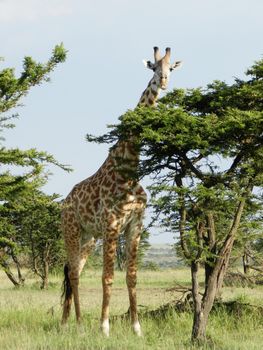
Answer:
[192,306,210,342]
[40,246,50,289]
[242,252,250,274]
[191,261,217,342]
[11,251,25,285]
[40,260,49,289]
[0,260,21,287]
[191,192,249,342]
[216,239,234,294]
[191,261,203,340]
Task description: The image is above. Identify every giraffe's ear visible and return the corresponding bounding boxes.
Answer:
[143,60,155,70]
[170,61,183,71]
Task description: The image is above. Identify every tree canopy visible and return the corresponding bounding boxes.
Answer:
[0,43,68,200]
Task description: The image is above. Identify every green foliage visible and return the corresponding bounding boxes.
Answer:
[0,189,65,287]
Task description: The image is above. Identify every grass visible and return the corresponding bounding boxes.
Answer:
[0,268,263,349]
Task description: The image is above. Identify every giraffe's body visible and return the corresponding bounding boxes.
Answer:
[61,47,182,336]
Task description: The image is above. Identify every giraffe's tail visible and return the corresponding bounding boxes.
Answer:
[61,263,72,304]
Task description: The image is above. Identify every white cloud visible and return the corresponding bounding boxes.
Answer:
[0,0,72,22]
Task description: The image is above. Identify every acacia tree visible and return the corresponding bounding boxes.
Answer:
[0,43,67,198]
[87,58,263,342]
[0,191,65,288]
[0,44,68,285]
[14,192,64,288]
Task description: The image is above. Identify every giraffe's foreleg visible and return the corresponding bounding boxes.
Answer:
[101,235,118,337]
[125,218,143,336]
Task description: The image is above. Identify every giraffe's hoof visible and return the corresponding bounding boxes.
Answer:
[101,319,110,337]
[133,321,142,337]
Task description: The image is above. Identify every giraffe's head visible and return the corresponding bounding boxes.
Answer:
[143,47,182,90]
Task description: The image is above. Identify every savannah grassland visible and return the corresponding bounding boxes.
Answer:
[0,268,263,350]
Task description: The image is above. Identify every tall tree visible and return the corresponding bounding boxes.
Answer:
[0,44,68,284]
[87,58,263,342]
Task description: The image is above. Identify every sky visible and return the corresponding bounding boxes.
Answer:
[1,0,262,243]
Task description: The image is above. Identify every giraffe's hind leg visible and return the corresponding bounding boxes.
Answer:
[61,250,82,323]
[61,263,73,324]
[61,206,95,325]
[125,215,143,336]
[62,238,95,324]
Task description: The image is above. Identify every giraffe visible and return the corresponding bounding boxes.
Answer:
[61,47,182,337]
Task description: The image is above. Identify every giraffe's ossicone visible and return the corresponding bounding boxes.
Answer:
[61,47,182,337]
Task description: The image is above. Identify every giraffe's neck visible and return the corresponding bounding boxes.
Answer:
[107,76,161,179]
[138,76,161,107]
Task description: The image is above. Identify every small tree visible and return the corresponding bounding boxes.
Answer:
[1,192,65,288]
[18,193,64,288]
